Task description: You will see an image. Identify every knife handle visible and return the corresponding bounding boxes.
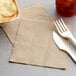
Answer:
[66,47,76,63]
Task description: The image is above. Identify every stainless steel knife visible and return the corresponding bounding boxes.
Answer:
[53,31,76,63]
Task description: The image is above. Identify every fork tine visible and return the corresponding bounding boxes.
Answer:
[61,18,69,31]
[58,19,66,31]
[55,20,64,32]
[54,21,62,34]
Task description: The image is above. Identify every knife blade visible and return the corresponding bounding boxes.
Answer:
[53,31,76,63]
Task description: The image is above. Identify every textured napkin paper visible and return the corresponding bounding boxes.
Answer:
[2,3,68,69]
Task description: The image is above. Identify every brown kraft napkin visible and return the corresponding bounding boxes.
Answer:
[2,3,68,69]
[10,4,68,69]
[2,7,25,44]
[2,19,20,44]
[2,4,35,44]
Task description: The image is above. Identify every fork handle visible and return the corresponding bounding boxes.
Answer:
[70,35,76,46]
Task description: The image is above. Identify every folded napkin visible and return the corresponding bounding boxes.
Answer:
[2,19,20,44]
[2,3,67,69]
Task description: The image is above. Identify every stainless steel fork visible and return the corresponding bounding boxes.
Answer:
[54,18,76,46]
